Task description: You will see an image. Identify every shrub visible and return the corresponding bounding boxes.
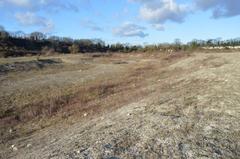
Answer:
[69,43,80,54]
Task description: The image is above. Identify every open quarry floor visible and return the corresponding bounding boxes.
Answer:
[0,52,240,158]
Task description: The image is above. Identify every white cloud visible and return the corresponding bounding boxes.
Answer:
[113,22,148,38]
[152,24,165,31]
[141,0,189,23]
[15,12,54,33]
[195,0,240,18]
[0,0,78,12]
[131,0,240,31]
[130,0,190,31]
[0,0,80,33]
[5,0,31,7]
[131,0,240,24]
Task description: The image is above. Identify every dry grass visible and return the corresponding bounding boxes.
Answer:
[1,52,240,158]
[0,52,188,143]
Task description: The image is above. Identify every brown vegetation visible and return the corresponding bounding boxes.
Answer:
[0,52,240,158]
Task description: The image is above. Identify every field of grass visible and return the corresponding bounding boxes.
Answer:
[0,52,240,158]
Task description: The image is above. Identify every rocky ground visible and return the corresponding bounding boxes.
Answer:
[0,52,240,158]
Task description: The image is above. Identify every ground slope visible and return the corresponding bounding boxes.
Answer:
[0,52,240,159]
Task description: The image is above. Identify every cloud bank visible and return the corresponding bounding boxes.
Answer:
[130,0,190,31]
[130,0,240,31]
[195,0,240,18]
[1,0,78,12]
[0,0,79,33]
[1,0,240,36]
[113,22,148,38]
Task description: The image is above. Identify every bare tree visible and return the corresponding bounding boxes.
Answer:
[30,32,46,41]
[13,31,27,39]
[0,25,9,39]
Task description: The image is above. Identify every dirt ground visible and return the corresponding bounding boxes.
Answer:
[0,52,240,159]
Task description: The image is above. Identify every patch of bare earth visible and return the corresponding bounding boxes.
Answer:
[0,52,240,158]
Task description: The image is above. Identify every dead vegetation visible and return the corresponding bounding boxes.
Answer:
[0,52,240,159]
[0,53,179,143]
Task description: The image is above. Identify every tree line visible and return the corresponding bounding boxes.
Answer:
[0,27,240,57]
[0,27,144,57]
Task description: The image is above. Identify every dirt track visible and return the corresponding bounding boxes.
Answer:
[0,52,240,158]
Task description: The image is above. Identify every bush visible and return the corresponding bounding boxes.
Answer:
[41,46,55,56]
[69,44,79,54]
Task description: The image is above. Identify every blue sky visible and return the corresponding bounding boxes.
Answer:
[0,0,240,44]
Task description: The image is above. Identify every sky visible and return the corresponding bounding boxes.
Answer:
[0,0,240,44]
